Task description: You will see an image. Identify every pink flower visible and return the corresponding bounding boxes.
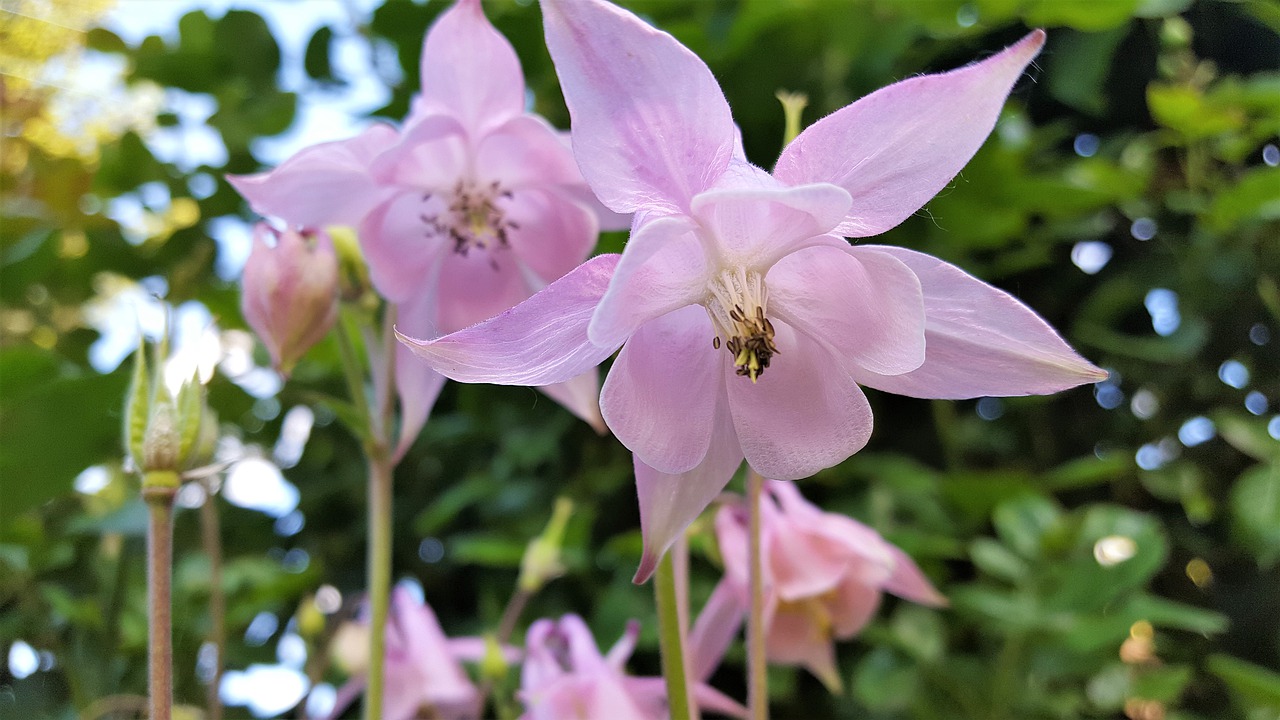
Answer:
[399,0,1106,580]
[240,224,339,376]
[690,481,945,692]
[329,586,486,720]
[520,614,743,720]
[228,0,619,452]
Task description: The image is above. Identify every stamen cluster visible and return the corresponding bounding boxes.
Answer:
[421,180,518,262]
[706,268,779,382]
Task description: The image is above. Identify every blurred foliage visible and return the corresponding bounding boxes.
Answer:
[2,0,1279,719]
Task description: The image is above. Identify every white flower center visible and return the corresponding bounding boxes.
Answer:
[705,267,779,383]
[420,179,517,262]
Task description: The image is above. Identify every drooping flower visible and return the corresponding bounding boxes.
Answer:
[689,481,945,692]
[239,224,339,377]
[520,614,744,720]
[329,585,495,720]
[399,0,1106,580]
[228,0,620,453]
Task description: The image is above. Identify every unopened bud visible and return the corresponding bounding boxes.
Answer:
[241,224,340,376]
[124,330,215,481]
[518,498,574,593]
[479,633,509,684]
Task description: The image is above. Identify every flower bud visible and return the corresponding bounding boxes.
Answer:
[124,337,215,484]
[518,498,574,593]
[240,224,340,376]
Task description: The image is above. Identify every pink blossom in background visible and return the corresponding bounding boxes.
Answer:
[239,224,339,377]
[399,0,1106,580]
[329,586,486,720]
[520,614,744,720]
[690,481,946,691]
[229,0,620,454]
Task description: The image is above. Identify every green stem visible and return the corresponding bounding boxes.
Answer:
[364,452,394,720]
[334,312,372,432]
[655,549,694,720]
[199,481,225,720]
[143,473,178,720]
[746,468,769,720]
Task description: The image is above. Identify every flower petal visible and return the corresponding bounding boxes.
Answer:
[541,0,736,214]
[632,408,744,584]
[416,0,525,135]
[538,370,606,434]
[601,306,722,474]
[368,113,468,189]
[227,123,397,227]
[396,254,620,386]
[359,191,449,303]
[827,576,883,640]
[726,321,873,480]
[435,248,534,335]
[475,115,588,190]
[849,246,1107,398]
[688,580,746,682]
[504,188,599,286]
[765,606,842,693]
[394,292,448,460]
[883,544,948,607]
[768,244,925,378]
[588,215,708,348]
[689,182,851,270]
[773,31,1046,237]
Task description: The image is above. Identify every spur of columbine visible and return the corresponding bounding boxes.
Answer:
[228,0,620,453]
[398,0,1106,580]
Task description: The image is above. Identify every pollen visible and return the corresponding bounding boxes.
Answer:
[419,179,518,267]
[706,267,779,383]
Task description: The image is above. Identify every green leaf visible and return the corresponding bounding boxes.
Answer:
[1131,664,1193,702]
[1207,654,1280,710]
[304,26,338,84]
[993,494,1062,559]
[1230,463,1280,567]
[1207,167,1280,231]
[853,647,920,712]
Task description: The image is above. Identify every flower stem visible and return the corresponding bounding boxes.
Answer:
[199,479,225,720]
[655,548,695,720]
[364,452,394,720]
[143,473,179,720]
[746,467,769,720]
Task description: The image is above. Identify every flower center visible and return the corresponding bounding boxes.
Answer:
[419,179,518,262]
[705,267,779,383]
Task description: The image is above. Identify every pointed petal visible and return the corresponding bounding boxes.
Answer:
[768,244,925,378]
[539,370,606,433]
[604,619,641,669]
[359,191,449,303]
[692,683,750,719]
[588,215,708,349]
[394,292,447,460]
[541,0,736,214]
[774,31,1046,237]
[227,123,398,227]
[417,0,524,135]
[689,182,851,270]
[396,254,620,386]
[633,410,743,583]
[622,677,750,720]
[726,321,873,480]
[766,607,842,693]
[504,188,599,286]
[849,246,1107,398]
[882,545,948,607]
[601,306,722,474]
[556,614,608,671]
[688,580,746,682]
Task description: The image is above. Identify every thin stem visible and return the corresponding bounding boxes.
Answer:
[496,588,532,645]
[363,453,394,720]
[655,550,694,720]
[199,481,225,720]
[144,478,178,720]
[746,468,769,720]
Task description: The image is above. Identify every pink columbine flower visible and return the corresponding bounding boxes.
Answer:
[240,224,339,376]
[329,586,489,720]
[399,0,1106,580]
[520,614,744,720]
[690,481,946,692]
[228,0,620,452]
